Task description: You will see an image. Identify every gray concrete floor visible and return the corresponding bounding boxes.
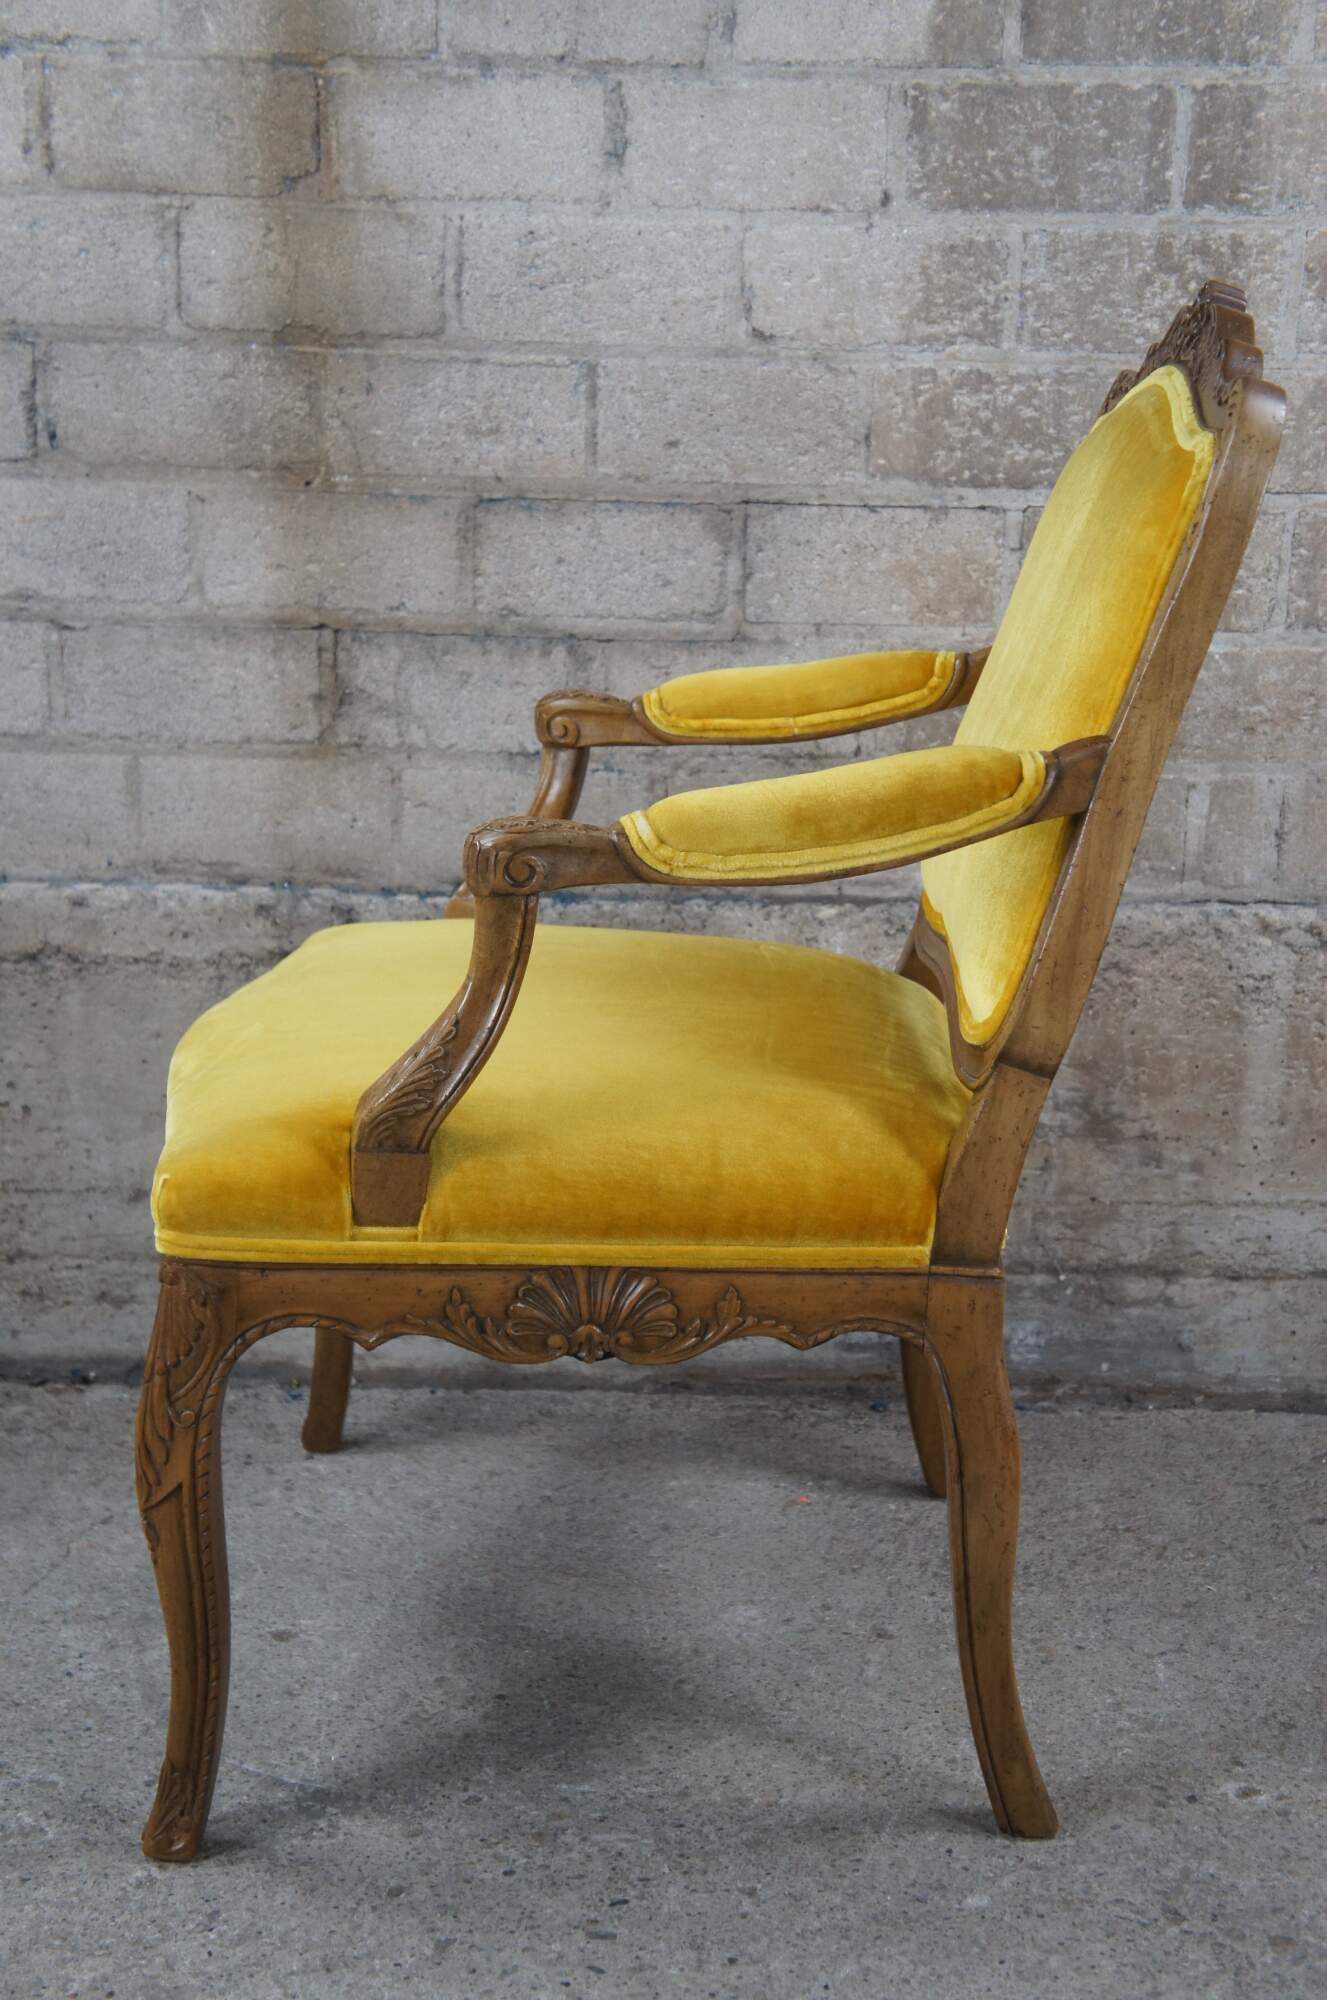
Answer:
[2,1370,1324,2000]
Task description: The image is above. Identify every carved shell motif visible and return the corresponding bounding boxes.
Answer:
[431,1268,792,1365]
[507,1267,680,1361]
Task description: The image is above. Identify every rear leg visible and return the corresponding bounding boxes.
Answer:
[302,1326,354,1454]
[924,1280,1058,1838]
[901,1340,947,1496]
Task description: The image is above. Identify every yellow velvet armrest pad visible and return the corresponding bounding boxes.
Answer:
[640,649,956,740]
[621,744,1046,883]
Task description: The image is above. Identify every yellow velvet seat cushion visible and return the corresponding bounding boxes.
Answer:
[922,364,1215,1045]
[621,743,1045,883]
[152,919,971,1271]
[641,648,956,740]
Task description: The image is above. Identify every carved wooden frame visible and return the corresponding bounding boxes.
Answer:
[135,284,1284,1863]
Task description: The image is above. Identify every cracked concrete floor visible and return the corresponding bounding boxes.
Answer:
[2,1368,1324,2000]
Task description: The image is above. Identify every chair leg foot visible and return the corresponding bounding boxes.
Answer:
[901,1339,947,1496]
[136,1265,238,1863]
[302,1326,354,1453]
[925,1279,1059,1840]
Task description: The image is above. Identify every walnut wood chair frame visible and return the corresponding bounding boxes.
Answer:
[135,285,1284,1861]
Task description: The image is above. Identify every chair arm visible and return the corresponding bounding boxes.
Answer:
[441,648,989,916]
[352,738,1104,1225]
[619,737,1106,887]
[535,646,989,751]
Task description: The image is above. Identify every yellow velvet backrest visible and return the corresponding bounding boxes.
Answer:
[920,365,1215,1045]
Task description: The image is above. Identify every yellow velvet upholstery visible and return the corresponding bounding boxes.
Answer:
[153,919,971,1270]
[641,648,956,739]
[922,365,1215,1044]
[621,743,1046,883]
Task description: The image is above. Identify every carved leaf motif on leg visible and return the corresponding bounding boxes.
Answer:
[135,1265,227,1557]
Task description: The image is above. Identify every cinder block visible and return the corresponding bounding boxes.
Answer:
[744,220,1007,350]
[1127,765,1188,894]
[1278,772,1327,897]
[1288,508,1327,628]
[0,195,174,330]
[475,499,734,628]
[870,366,1102,489]
[1004,1271,1321,1391]
[1219,509,1284,633]
[0,475,190,605]
[324,354,587,485]
[1301,231,1327,353]
[1269,371,1327,493]
[335,632,595,753]
[461,209,740,348]
[441,0,715,62]
[140,752,395,881]
[0,0,159,38]
[331,68,604,203]
[198,489,468,623]
[1,748,133,874]
[597,358,864,489]
[1026,901,1313,1207]
[1183,772,1283,898]
[180,201,447,338]
[62,624,323,745]
[45,340,320,474]
[0,618,48,731]
[1187,81,1327,214]
[735,0,1001,63]
[746,504,1005,627]
[397,753,541,888]
[1020,227,1290,354]
[49,57,317,196]
[622,76,890,211]
[905,82,1174,212]
[1021,0,1298,62]
[0,56,40,188]
[1182,642,1327,759]
[161,0,436,56]
[1011,1180,1325,1284]
[0,340,31,459]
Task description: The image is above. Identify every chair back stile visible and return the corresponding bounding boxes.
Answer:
[903,284,1285,1267]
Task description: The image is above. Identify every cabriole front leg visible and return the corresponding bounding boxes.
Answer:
[135,1261,241,1862]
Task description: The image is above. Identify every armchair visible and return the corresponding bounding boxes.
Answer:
[136,283,1284,1861]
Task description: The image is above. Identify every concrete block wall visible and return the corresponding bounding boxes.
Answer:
[2,0,1324,1397]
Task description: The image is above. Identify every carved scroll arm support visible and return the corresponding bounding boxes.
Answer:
[353,819,639,1224]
